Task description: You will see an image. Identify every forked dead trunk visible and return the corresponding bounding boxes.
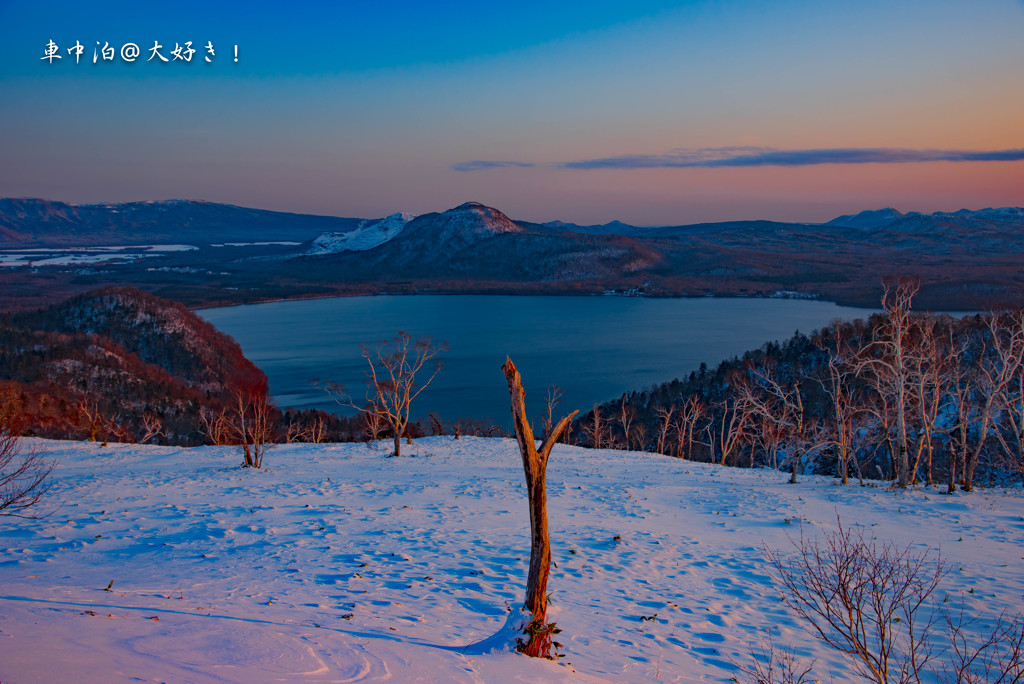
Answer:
[502,357,577,659]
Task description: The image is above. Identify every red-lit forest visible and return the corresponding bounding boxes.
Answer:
[0,287,366,447]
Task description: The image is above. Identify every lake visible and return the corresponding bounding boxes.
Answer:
[198,295,875,425]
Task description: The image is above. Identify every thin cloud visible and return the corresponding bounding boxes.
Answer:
[453,147,1024,171]
[562,147,1024,169]
[452,160,537,172]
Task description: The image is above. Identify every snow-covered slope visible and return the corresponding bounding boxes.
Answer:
[1,437,1022,682]
[308,212,416,254]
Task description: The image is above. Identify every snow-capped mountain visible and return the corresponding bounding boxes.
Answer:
[294,200,661,283]
[398,202,524,246]
[826,208,905,230]
[306,201,527,257]
[826,206,1024,232]
[910,207,1024,223]
[308,212,416,254]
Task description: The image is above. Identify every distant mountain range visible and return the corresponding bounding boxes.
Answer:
[2,197,1024,310]
[826,208,905,229]
[4,197,1022,250]
[0,198,361,248]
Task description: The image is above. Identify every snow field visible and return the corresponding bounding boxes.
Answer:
[1,436,1022,682]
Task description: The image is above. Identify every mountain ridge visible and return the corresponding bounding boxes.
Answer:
[4,196,1024,249]
[4,198,1024,310]
[0,198,363,248]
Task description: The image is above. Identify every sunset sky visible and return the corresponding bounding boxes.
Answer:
[1,0,1022,225]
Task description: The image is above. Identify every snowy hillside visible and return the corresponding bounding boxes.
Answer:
[1,437,1022,682]
[308,212,416,254]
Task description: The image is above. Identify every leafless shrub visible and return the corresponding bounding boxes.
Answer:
[199,406,231,445]
[765,519,1024,684]
[1,393,54,518]
[737,634,815,684]
[209,391,276,468]
[765,520,945,683]
[938,609,1024,684]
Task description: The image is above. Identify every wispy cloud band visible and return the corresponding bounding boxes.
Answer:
[451,160,537,172]
[453,146,1024,171]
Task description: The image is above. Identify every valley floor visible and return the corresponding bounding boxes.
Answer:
[1,437,1022,682]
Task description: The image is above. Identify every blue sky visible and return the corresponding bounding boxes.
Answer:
[1,0,1022,224]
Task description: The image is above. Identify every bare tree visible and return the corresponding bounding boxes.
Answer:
[708,388,753,467]
[936,311,1024,492]
[616,397,638,450]
[654,404,675,455]
[79,398,110,445]
[0,393,54,518]
[542,385,566,442]
[223,390,276,468]
[328,332,446,457]
[200,406,232,445]
[286,414,328,444]
[361,402,387,443]
[816,324,867,484]
[906,316,958,485]
[988,311,1024,487]
[751,412,790,470]
[137,412,165,445]
[308,415,328,443]
[739,363,823,483]
[855,277,921,487]
[673,395,707,460]
[633,422,648,452]
[285,420,304,444]
[502,357,577,659]
[580,403,607,449]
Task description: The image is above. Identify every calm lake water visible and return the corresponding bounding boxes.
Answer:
[198,295,874,424]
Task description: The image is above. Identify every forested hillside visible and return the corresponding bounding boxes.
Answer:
[577,279,1024,491]
[0,287,269,443]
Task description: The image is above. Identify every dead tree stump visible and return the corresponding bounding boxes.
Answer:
[502,357,578,659]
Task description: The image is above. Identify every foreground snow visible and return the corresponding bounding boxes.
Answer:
[1,437,1022,682]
